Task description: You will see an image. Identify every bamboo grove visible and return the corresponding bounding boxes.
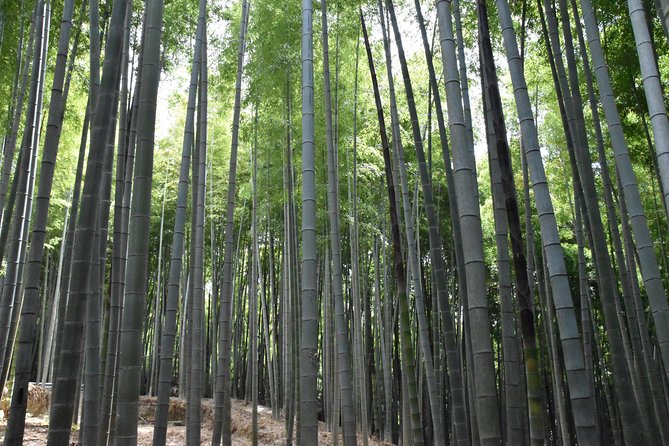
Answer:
[0,0,668,444]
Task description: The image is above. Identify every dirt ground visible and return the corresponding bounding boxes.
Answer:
[0,386,392,445]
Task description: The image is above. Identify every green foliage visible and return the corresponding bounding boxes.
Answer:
[0,0,665,314]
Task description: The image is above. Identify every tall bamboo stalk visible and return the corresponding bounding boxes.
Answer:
[113,0,164,441]
[212,2,249,444]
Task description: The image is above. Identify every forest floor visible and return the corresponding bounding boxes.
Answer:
[0,384,391,445]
